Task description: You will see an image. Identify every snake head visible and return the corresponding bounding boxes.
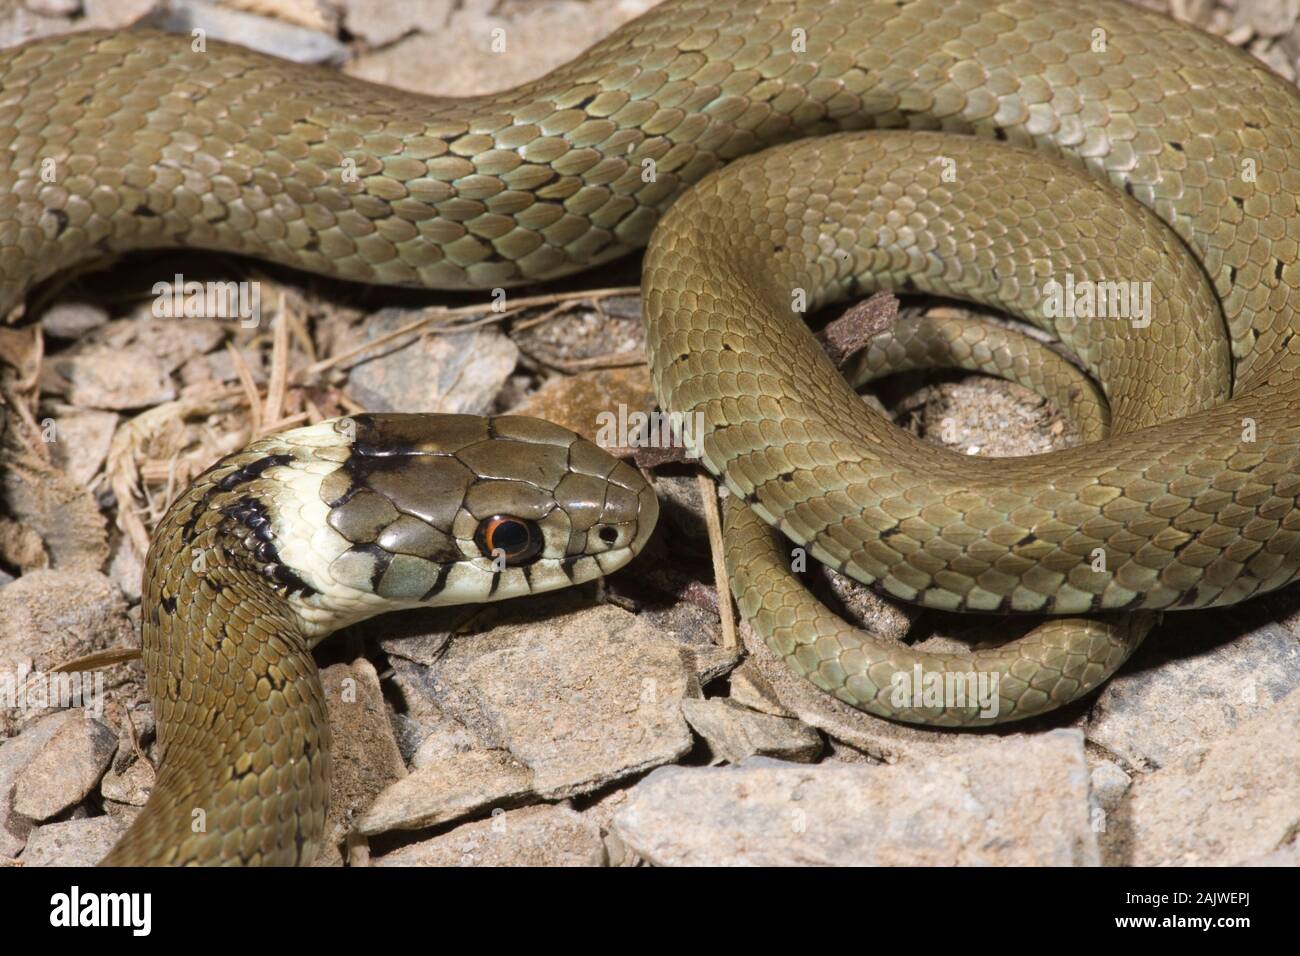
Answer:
[255,413,658,632]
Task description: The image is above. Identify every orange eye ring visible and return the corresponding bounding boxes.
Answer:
[474,515,543,566]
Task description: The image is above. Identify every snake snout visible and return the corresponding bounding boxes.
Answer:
[556,437,659,576]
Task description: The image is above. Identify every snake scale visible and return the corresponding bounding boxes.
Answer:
[0,0,1295,864]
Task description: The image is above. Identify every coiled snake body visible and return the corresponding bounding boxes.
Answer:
[0,0,1296,863]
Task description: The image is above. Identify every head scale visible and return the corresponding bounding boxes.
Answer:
[246,413,658,635]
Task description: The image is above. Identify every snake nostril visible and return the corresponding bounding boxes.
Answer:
[598,526,619,546]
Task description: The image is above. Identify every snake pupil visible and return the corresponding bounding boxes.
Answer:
[475,515,541,565]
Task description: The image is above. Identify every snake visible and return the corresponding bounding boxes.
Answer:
[0,0,1294,864]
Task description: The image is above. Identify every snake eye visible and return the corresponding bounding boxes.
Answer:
[475,515,543,566]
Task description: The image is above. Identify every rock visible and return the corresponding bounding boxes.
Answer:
[407,715,482,769]
[13,716,117,820]
[344,309,518,415]
[512,301,646,368]
[312,658,407,866]
[227,0,336,31]
[99,756,153,808]
[45,408,118,486]
[1232,0,1300,38]
[357,748,533,836]
[728,661,795,718]
[1089,759,1132,814]
[180,343,269,390]
[338,0,450,47]
[572,785,635,856]
[45,313,222,410]
[20,817,129,867]
[345,0,655,96]
[86,317,226,375]
[0,8,60,46]
[1089,758,1132,854]
[385,661,485,767]
[143,0,346,63]
[0,449,109,571]
[82,0,159,29]
[394,596,697,799]
[509,367,654,443]
[1117,687,1300,867]
[648,475,709,547]
[0,570,133,674]
[106,531,145,604]
[41,343,174,410]
[388,713,425,763]
[40,301,108,339]
[680,698,822,764]
[25,0,83,16]
[0,710,81,859]
[1241,842,1300,866]
[0,519,42,580]
[614,731,1098,866]
[682,641,740,686]
[1087,615,1299,769]
[374,804,605,867]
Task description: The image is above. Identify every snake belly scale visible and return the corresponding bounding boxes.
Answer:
[0,0,1293,863]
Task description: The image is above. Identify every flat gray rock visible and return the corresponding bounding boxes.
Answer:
[680,698,822,765]
[40,302,109,340]
[21,816,129,867]
[1089,759,1133,814]
[614,731,1098,866]
[727,661,797,718]
[145,0,346,63]
[42,343,175,410]
[1117,687,1300,866]
[14,716,117,821]
[99,756,153,808]
[1087,616,1300,769]
[338,0,449,47]
[344,0,654,97]
[357,748,533,836]
[454,615,696,797]
[386,596,698,800]
[374,804,605,867]
[345,309,518,416]
[0,710,81,859]
[0,570,133,675]
[46,408,119,487]
[313,658,407,866]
